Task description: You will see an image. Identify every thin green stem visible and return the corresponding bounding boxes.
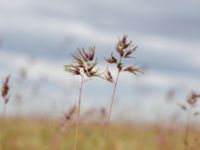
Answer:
[73,77,84,150]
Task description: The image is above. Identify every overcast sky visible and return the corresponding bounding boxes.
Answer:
[0,0,200,121]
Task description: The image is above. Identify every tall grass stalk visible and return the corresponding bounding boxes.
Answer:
[64,47,102,150]
[73,76,84,150]
[107,70,120,130]
[102,35,141,148]
[104,57,122,141]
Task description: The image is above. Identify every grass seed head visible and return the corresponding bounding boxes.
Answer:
[177,103,187,111]
[65,46,102,78]
[1,75,10,104]
[115,34,136,58]
[64,105,77,121]
[187,91,200,106]
[124,66,142,75]
[105,53,118,64]
[104,69,114,83]
[105,34,141,76]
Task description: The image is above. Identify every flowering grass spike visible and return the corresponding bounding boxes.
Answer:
[64,46,102,150]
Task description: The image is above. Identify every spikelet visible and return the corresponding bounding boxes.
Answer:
[1,75,10,104]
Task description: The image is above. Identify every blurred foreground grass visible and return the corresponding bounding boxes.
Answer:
[0,118,200,150]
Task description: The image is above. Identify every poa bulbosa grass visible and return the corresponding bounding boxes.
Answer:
[64,46,103,150]
[100,35,142,148]
[64,35,142,150]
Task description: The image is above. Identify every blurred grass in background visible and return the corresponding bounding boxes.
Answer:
[1,118,200,150]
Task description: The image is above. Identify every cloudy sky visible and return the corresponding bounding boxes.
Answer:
[0,0,200,121]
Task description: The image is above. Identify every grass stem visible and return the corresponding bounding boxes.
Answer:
[73,77,84,150]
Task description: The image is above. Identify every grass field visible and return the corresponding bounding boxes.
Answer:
[1,35,200,150]
[1,118,200,150]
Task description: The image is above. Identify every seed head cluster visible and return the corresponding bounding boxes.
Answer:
[64,47,101,78]
[178,91,200,111]
[187,91,200,106]
[104,34,142,83]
